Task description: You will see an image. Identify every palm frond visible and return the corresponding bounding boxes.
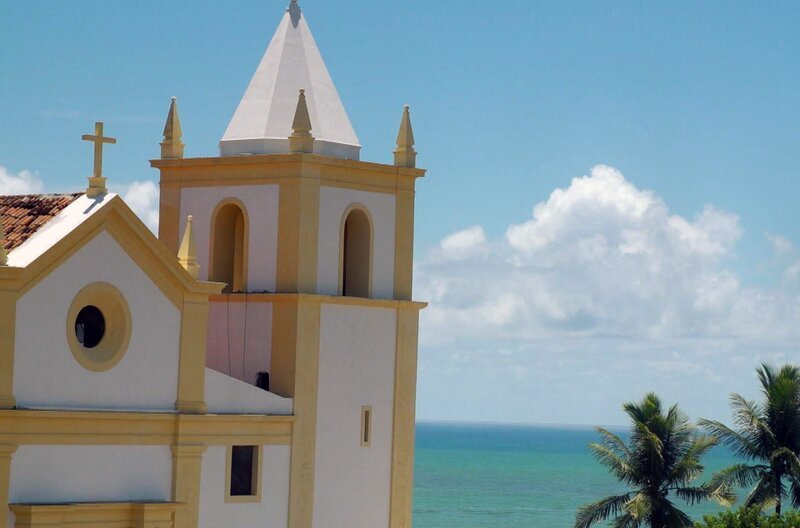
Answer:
[699,418,761,460]
[597,427,631,458]
[788,475,800,509]
[589,443,636,484]
[624,493,650,521]
[670,434,716,483]
[674,484,735,507]
[611,512,640,528]
[744,473,777,511]
[708,463,766,490]
[770,447,800,477]
[574,494,633,528]
[661,500,694,528]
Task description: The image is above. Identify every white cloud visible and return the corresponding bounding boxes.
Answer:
[0,166,44,195]
[437,226,488,260]
[767,233,795,256]
[120,180,159,233]
[415,165,800,425]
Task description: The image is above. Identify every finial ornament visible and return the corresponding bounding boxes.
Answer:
[289,88,315,154]
[81,121,116,198]
[0,216,8,266]
[394,104,417,168]
[177,215,200,279]
[161,97,185,159]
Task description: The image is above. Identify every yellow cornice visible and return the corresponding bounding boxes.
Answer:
[209,292,427,311]
[10,501,183,528]
[151,153,425,177]
[151,154,425,195]
[0,409,293,446]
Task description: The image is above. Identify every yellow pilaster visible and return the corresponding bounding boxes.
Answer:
[393,183,416,301]
[0,444,17,528]
[0,289,17,409]
[171,443,206,528]
[389,306,420,528]
[270,296,321,528]
[276,170,320,293]
[159,183,182,255]
[176,294,210,413]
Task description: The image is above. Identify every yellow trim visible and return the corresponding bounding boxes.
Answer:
[0,290,17,409]
[337,203,374,298]
[270,296,320,528]
[176,294,211,414]
[389,307,421,528]
[158,183,182,255]
[10,502,180,528]
[0,445,16,528]
[210,292,426,311]
[276,174,320,293]
[224,445,263,503]
[393,187,415,301]
[171,444,204,528]
[5,197,221,308]
[0,409,293,446]
[208,198,249,292]
[360,405,372,448]
[66,282,132,372]
[151,153,425,192]
[9,502,182,528]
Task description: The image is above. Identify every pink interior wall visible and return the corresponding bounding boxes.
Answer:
[206,300,272,385]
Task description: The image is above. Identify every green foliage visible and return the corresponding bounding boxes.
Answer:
[694,507,800,528]
[575,393,733,528]
[700,364,800,515]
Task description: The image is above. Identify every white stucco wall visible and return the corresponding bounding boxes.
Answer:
[198,445,291,528]
[9,445,173,503]
[205,368,292,415]
[180,185,280,292]
[314,304,397,528]
[316,187,396,299]
[206,300,272,384]
[13,231,181,411]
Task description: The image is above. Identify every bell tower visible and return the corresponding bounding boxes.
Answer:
[150,2,425,527]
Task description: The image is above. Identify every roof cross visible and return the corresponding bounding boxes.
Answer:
[81,121,116,198]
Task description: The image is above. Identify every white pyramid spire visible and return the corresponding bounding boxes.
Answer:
[219,1,361,159]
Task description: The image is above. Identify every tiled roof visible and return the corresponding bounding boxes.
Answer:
[0,193,83,252]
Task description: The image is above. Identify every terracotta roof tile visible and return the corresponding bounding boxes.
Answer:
[0,193,83,252]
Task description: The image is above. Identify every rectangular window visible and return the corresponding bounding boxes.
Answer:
[226,445,260,502]
[361,406,372,447]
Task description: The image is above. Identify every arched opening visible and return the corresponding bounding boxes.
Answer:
[210,201,247,293]
[341,207,372,298]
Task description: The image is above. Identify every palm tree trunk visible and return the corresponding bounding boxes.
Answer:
[775,472,782,515]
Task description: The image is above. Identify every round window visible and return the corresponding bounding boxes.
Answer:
[75,305,106,348]
[67,282,131,372]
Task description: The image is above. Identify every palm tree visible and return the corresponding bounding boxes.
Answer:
[700,364,800,515]
[575,393,733,528]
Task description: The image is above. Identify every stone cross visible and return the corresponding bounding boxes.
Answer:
[81,122,116,198]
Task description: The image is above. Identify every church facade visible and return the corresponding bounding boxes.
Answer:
[0,1,425,527]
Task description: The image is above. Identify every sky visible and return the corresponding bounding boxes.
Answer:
[2,1,800,426]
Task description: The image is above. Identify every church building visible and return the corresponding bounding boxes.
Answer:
[0,1,425,527]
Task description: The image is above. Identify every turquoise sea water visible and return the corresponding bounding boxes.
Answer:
[413,422,741,528]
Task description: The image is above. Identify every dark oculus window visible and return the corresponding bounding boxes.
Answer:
[75,305,106,348]
[230,445,258,496]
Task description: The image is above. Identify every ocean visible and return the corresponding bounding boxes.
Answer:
[413,422,741,528]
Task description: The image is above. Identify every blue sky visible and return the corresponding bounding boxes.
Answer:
[3,1,800,425]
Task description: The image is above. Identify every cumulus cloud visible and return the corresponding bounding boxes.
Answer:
[0,166,44,195]
[120,180,159,233]
[415,165,800,425]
